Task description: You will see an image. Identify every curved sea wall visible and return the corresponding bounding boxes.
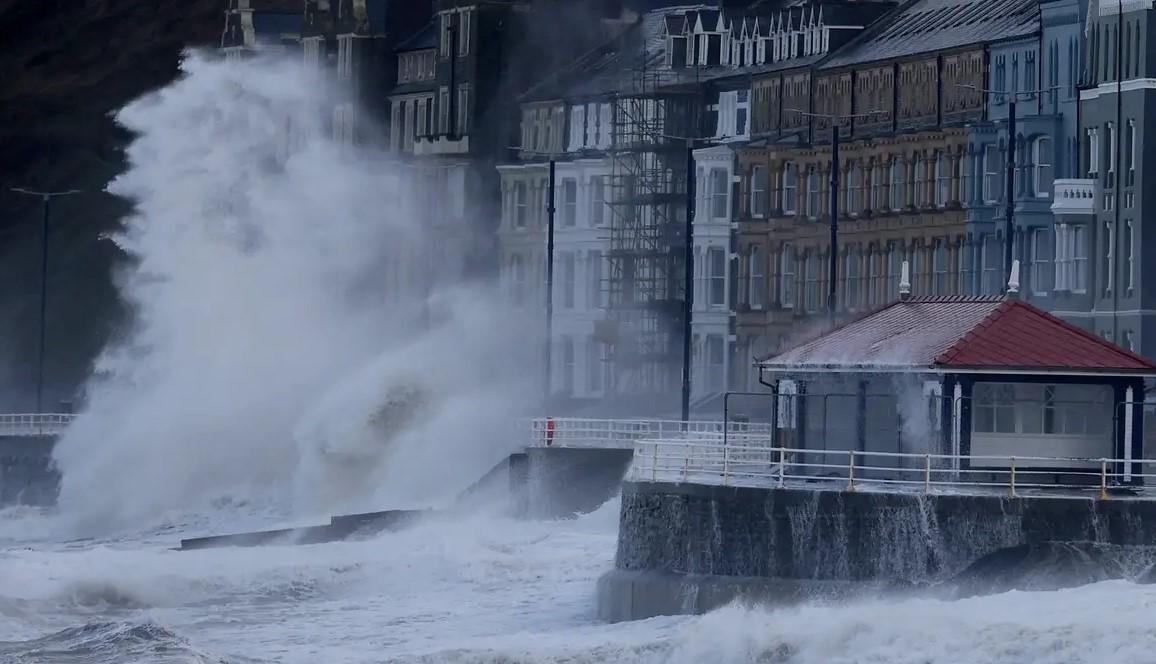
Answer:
[600,481,1156,621]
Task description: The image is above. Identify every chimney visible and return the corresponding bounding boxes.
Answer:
[899,260,912,301]
[1006,259,1021,298]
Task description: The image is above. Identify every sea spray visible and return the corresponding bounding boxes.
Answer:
[51,51,534,532]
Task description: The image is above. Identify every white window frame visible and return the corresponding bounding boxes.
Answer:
[586,338,603,394]
[751,165,767,218]
[710,168,729,219]
[935,152,949,208]
[561,178,578,227]
[889,159,904,210]
[440,14,452,58]
[591,176,606,226]
[514,181,528,228]
[1030,227,1050,296]
[1033,137,1053,199]
[1125,220,1134,292]
[780,243,795,309]
[708,246,727,307]
[706,335,725,392]
[1072,225,1088,293]
[587,250,602,309]
[562,252,576,309]
[847,164,862,215]
[933,240,948,295]
[782,161,798,214]
[749,245,765,309]
[337,35,354,80]
[458,10,470,57]
[1087,128,1100,176]
[983,145,1000,204]
[806,166,820,219]
[1103,221,1114,296]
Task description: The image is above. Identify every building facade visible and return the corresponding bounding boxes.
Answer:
[1056,0,1153,354]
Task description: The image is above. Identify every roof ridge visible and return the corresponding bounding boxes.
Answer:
[933,298,1012,365]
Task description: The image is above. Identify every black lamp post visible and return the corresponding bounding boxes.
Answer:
[9,187,82,413]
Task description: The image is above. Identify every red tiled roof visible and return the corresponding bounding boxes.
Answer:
[761,296,1156,374]
[936,299,1156,371]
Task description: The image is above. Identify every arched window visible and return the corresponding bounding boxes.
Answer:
[1033,136,1053,198]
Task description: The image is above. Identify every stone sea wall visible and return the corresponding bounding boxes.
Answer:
[601,481,1156,621]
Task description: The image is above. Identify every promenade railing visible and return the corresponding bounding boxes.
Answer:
[0,414,76,437]
[526,417,772,449]
[629,437,1154,499]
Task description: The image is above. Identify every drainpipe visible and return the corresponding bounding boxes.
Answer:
[1003,97,1016,292]
[1112,0,1122,339]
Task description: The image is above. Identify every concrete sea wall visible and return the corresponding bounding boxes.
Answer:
[0,436,58,506]
[600,481,1156,621]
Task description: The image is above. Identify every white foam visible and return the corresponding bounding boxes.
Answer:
[48,50,534,534]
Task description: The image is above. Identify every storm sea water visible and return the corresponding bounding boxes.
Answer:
[7,51,1156,663]
[6,502,1156,663]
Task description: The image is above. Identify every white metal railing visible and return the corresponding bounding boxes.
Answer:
[630,438,1155,499]
[0,414,76,437]
[526,417,772,449]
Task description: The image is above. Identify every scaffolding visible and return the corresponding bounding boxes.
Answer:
[601,42,701,406]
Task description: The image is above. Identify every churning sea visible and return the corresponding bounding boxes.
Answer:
[4,498,1156,664]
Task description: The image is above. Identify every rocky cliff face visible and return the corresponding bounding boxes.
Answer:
[0,0,221,410]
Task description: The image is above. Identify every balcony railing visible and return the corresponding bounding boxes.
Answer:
[1051,178,1099,214]
[0,414,76,437]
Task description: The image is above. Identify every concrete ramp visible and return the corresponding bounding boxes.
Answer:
[453,452,528,517]
[180,446,630,549]
[178,509,427,551]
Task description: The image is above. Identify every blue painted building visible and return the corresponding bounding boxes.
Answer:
[962,0,1087,304]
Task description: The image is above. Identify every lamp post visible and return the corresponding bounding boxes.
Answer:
[787,108,879,322]
[959,84,1057,293]
[509,148,557,407]
[9,187,82,413]
[681,141,695,423]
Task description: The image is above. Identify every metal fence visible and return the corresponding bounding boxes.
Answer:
[0,414,76,437]
[629,438,1156,498]
[526,417,772,449]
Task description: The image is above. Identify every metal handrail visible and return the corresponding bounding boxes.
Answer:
[0,413,76,437]
[525,417,773,449]
[629,438,1154,498]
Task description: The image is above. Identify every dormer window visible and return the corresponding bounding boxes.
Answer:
[757,38,766,63]
[670,35,688,68]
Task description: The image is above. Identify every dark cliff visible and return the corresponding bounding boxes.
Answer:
[0,0,221,410]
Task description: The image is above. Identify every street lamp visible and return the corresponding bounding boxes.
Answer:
[508,148,557,408]
[960,84,1056,294]
[787,108,879,322]
[9,187,82,413]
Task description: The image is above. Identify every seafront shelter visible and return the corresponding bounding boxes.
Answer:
[758,292,1156,485]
